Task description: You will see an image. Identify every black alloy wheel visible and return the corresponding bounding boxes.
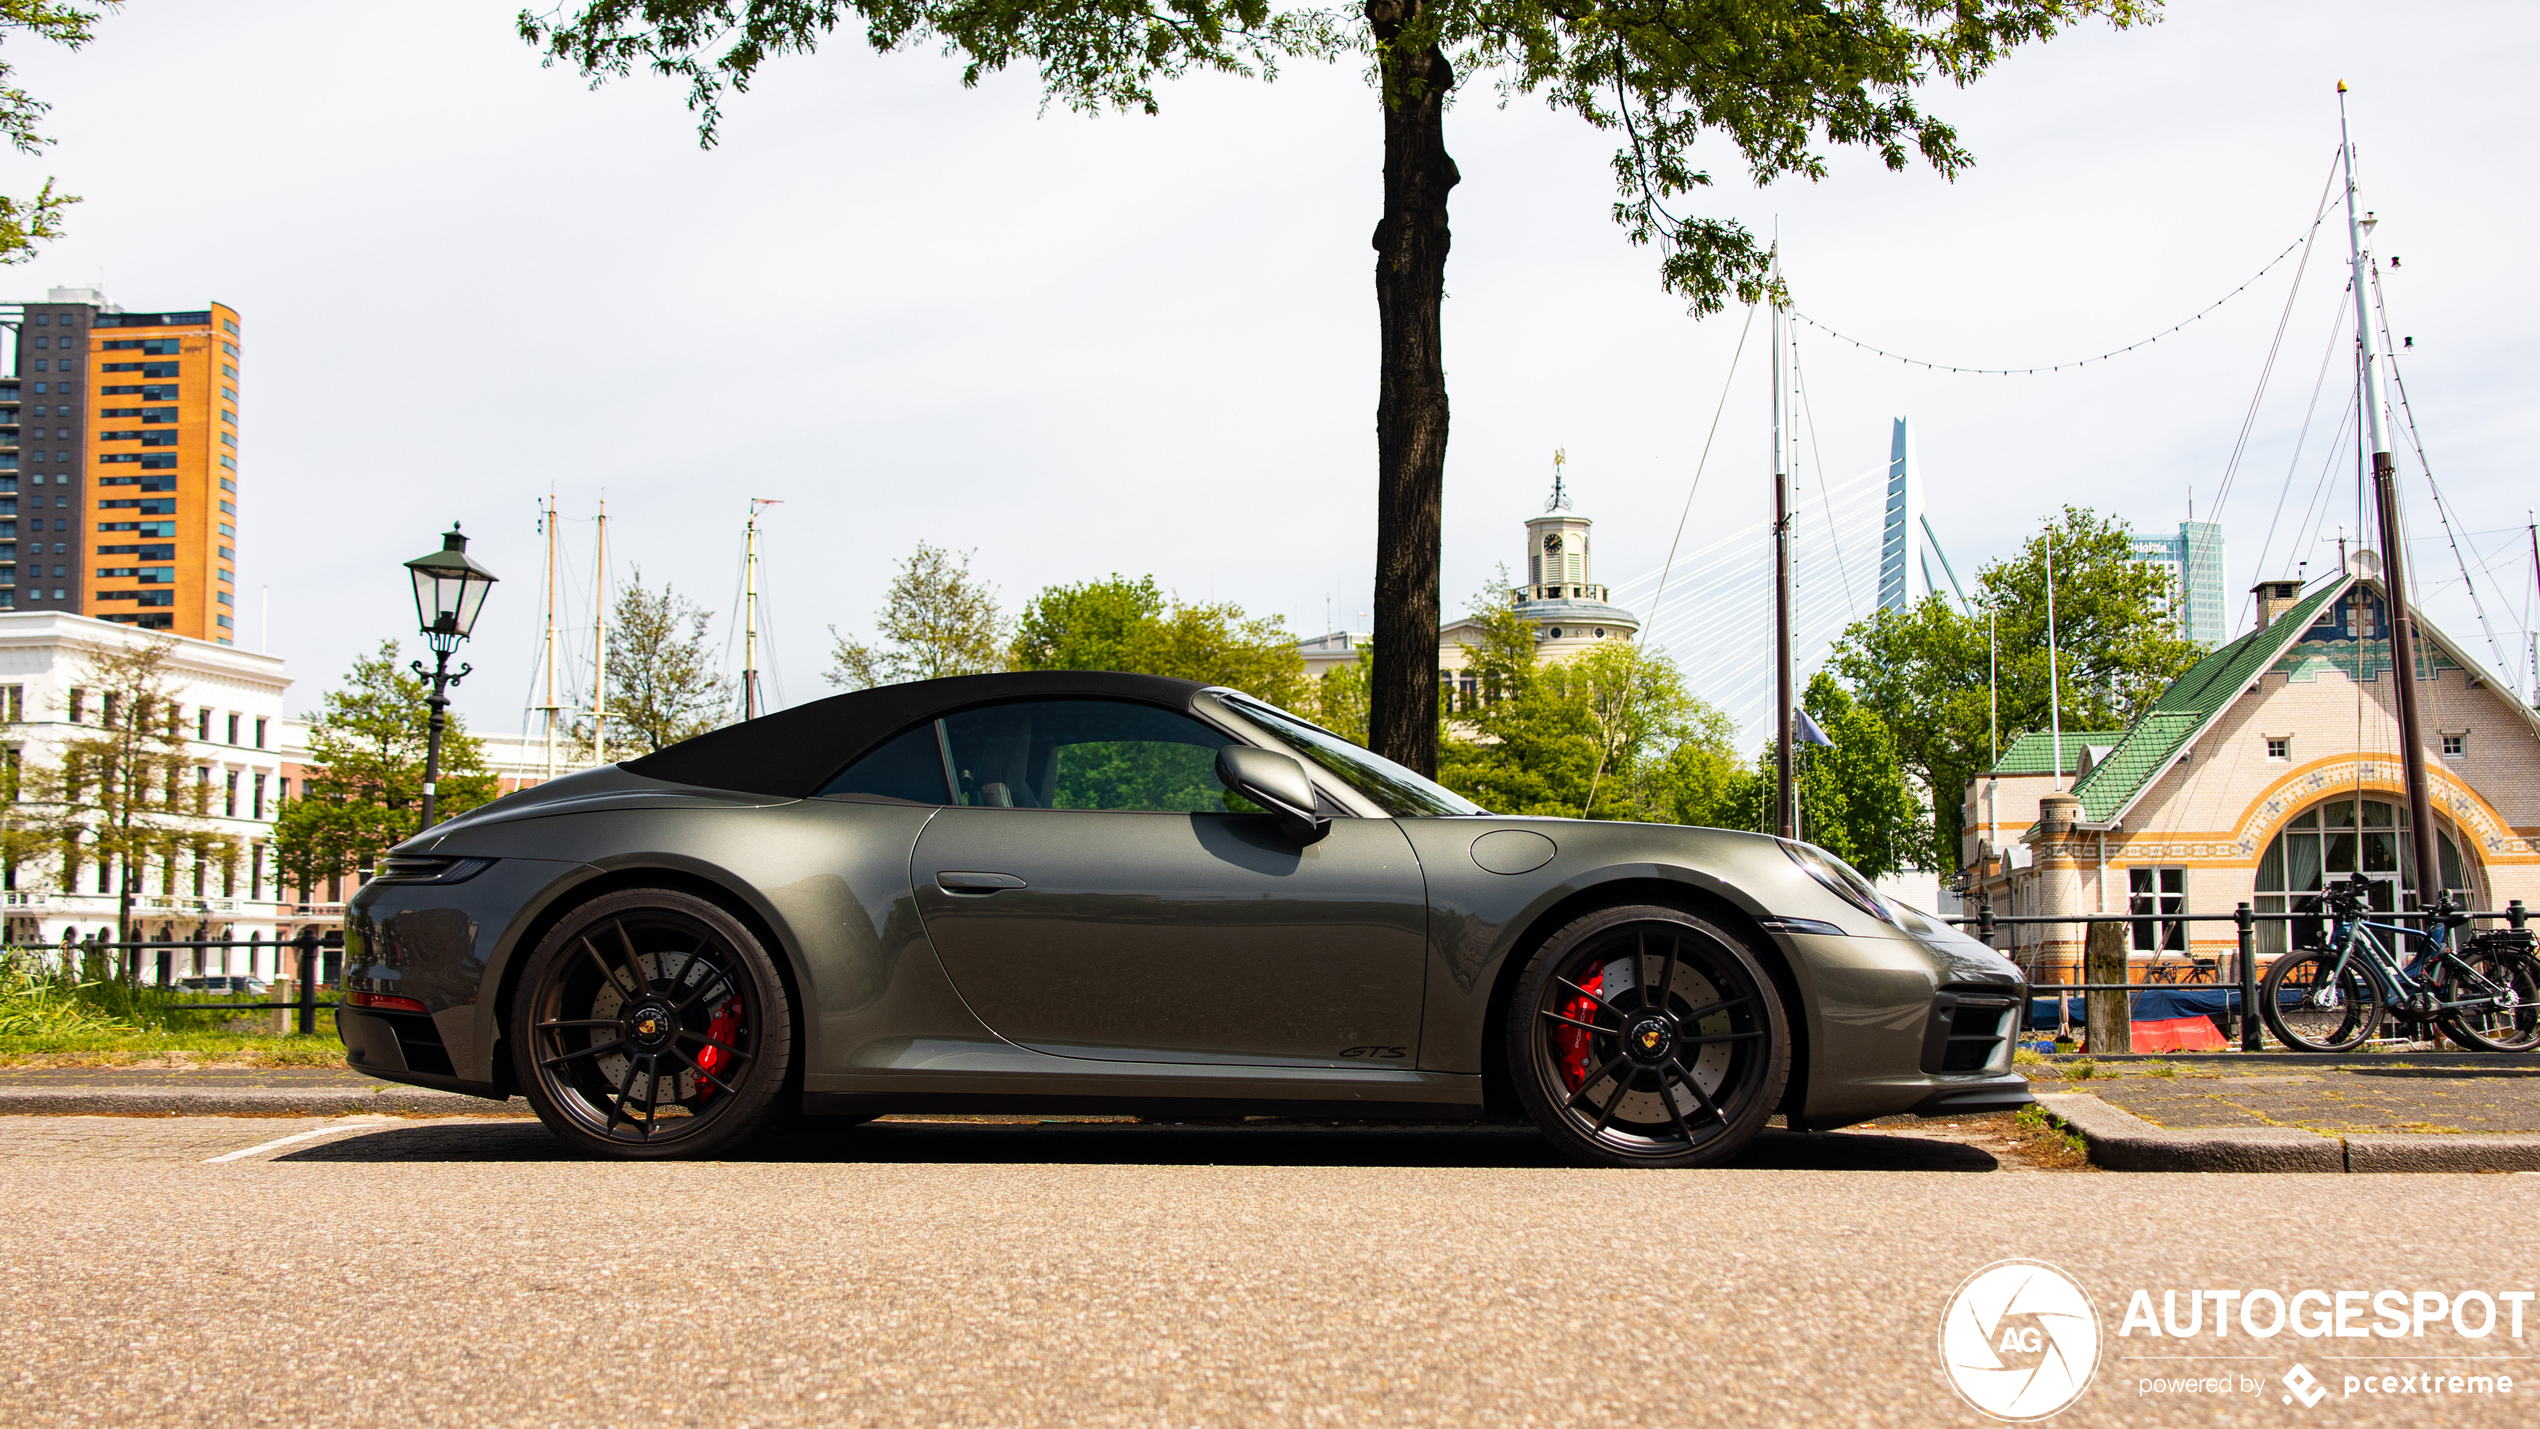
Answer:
[2259,948,2383,1054]
[512,888,793,1159]
[2441,948,2540,1053]
[1508,905,1789,1169]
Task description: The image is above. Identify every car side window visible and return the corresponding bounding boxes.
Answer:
[818,723,952,804]
[938,699,1244,813]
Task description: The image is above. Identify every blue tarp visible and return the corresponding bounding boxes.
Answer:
[2024,989,2252,1029]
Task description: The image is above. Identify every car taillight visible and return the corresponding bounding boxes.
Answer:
[351,991,427,1013]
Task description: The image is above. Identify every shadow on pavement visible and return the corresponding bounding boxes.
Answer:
[276,1119,2001,1171]
[2344,1066,2540,1080]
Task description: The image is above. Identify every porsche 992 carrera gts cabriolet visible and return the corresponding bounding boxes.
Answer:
[338,671,2029,1166]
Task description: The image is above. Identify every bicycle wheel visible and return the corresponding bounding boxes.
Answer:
[2262,949,2383,1053]
[2441,947,2540,1053]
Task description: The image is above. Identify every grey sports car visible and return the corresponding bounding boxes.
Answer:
[339,671,2029,1165]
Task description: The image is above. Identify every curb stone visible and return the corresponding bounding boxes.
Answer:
[2342,1133,2540,1173]
[2034,1093,2344,1172]
[0,1086,524,1117]
[2035,1093,2540,1172]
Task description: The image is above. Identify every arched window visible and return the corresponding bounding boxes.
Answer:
[2253,797,2474,953]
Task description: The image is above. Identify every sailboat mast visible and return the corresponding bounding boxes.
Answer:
[2046,533,2064,792]
[590,498,608,765]
[1771,293,1795,841]
[2339,82,2439,907]
[540,492,559,783]
[742,504,762,721]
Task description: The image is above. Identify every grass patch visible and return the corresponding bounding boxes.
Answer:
[0,1027,343,1067]
[2011,1104,2093,1169]
[0,949,340,1066]
[2013,1046,2050,1066]
[2143,1058,2176,1079]
[2064,1058,2103,1081]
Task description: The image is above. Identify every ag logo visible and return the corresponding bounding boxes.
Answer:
[1938,1259,2100,1421]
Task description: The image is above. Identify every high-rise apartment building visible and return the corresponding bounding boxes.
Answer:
[2129,519,2226,650]
[3,288,242,643]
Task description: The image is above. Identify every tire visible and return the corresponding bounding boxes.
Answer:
[2441,947,2540,1053]
[1506,904,1789,1169]
[2260,948,2383,1054]
[511,888,795,1159]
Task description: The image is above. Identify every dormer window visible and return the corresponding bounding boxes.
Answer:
[2265,736,2290,761]
[2441,731,2466,758]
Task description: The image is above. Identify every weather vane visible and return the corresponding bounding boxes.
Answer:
[1546,448,1572,512]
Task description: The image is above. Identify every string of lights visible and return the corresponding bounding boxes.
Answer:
[1791,216,2333,376]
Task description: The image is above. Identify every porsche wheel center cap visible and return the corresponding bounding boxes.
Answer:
[628,1005,674,1050]
[1626,1017,1674,1063]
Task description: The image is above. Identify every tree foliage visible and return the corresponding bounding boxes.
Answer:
[1769,672,1926,882]
[272,642,499,895]
[599,567,730,753]
[3,636,235,946]
[521,0,2158,776]
[1828,505,2204,871]
[521,0,2149,316]
[1011,573,1310,707]
[828,542,1009,689]
[0,1,119,263]
[1434,593,1746,825]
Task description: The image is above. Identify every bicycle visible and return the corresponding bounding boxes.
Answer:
[2142,955,2219,986]
[2259,872,2540,1053]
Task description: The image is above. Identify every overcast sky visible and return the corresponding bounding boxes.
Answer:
[9,1,2535,738]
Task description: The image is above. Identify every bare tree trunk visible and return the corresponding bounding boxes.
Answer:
[1364,1,1457,776]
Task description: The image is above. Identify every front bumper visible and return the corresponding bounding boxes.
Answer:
[1776,922,2032,1131]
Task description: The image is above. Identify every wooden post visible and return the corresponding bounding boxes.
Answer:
[2084,921,2131,1056]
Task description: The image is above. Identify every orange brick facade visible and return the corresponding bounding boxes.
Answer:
[79,303,243,642]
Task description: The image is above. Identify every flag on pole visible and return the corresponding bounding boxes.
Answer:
[1794,708,1834,748]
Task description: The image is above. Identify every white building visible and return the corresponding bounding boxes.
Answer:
[1297,481,1644,701]
[0,612,300,980]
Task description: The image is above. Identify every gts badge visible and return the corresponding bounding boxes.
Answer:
[1339,1045,1408,1060]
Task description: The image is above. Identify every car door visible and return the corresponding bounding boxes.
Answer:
[906,697,1429,1066]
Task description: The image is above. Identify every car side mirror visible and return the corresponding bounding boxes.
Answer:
[1216,745,1330,845]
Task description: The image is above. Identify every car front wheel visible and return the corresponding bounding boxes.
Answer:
[512,888,794,1159]
[1508,904,1790,1169]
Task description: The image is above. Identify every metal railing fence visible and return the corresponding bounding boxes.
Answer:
[1943,900,2532,1051]
[13,928,341,1034]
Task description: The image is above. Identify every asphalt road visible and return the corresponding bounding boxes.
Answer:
[1,1115,2534,1428]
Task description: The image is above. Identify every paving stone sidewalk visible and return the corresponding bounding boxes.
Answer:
[0,1066,376,1088]
[2033,1061,2540,1135]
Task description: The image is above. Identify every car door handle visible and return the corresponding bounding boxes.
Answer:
[936,871,1027,894]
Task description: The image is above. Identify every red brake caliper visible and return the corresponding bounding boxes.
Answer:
[693,997,744,1100]
[1556,968,1603,1090]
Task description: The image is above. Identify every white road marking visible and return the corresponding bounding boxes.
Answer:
[203,1117,394,1164]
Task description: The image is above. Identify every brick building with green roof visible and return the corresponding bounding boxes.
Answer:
[1960,569,2540,981]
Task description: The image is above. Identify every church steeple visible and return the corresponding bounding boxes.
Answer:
[1523,450,1603,602]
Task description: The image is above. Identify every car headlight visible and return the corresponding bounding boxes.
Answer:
[1778,839,1900,927]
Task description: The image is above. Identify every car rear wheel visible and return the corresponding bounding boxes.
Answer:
[512,889,793,1159]
[1508,905,1789,1169]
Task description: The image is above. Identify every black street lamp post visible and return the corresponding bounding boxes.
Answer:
[402,525,499,829]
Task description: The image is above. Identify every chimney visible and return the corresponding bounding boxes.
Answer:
[2251,579,2303,631]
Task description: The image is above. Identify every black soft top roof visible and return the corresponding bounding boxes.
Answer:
[620,670,1212,797]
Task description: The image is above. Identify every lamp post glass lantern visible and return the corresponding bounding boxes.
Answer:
[402,525,498,829]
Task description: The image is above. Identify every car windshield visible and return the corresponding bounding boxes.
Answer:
[1218,695,1487,817]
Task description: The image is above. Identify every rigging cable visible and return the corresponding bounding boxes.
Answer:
[2370,259,2518,678]
[2205,149,2347,521]
[1581,295,1762,817]
[2243,294,2355,612]
[1788,330,1864,620]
